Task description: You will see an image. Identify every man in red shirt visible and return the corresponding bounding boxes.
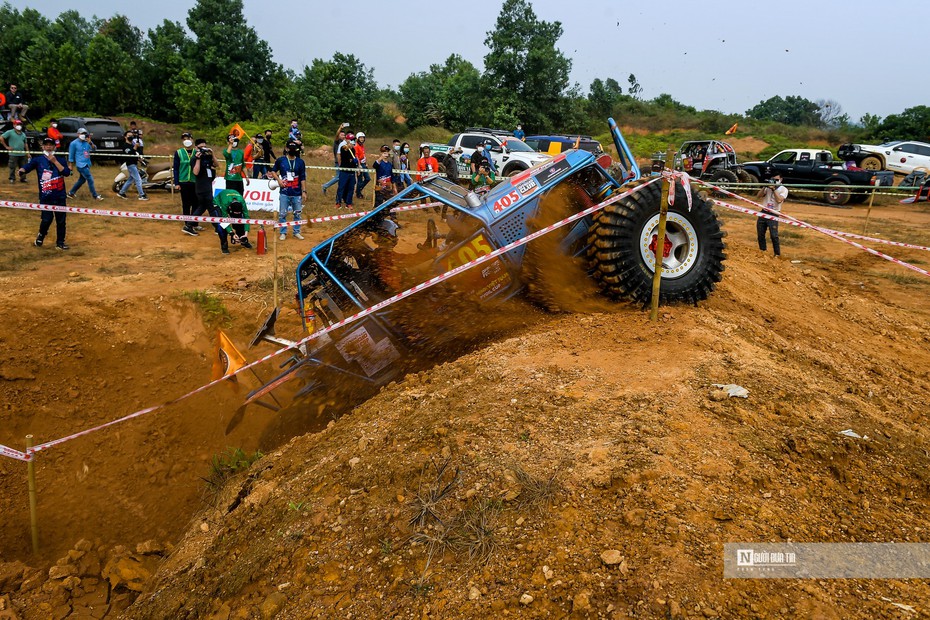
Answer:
[416,145,440,180]
[47,118,63,149]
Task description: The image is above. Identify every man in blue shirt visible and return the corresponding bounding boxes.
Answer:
[514,124,525,141]
[270,139,307,240]
[67,128,103,201]
[20,137,72,249]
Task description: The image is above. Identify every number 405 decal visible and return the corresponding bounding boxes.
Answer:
[493,190,521,214]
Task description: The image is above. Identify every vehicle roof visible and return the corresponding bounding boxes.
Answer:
[526,134,597,141]
[462,127,515,136]
[61,116,121,124]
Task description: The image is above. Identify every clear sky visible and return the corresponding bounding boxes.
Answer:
[8,0,928,122]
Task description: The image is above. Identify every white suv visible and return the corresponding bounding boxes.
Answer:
[427,129,551,177]
[838,140,930,174]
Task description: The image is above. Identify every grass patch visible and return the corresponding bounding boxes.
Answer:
[203,447,263,493]
[98,263,132,275]
[871,272,930,287]
[154,249,192,260]
[182,289,232,327]
[511,464,561,513]
[0,251,43,272]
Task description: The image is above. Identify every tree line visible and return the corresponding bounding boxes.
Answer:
[1,0,926,142]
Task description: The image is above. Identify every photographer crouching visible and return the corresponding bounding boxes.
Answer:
[756,174,788,257]
[214,189,253,254]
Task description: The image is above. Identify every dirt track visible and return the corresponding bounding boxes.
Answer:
[1,168,930,618]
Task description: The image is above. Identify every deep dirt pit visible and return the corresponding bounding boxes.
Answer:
[0,170,929,618]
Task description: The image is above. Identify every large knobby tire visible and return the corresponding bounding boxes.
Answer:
[709,169,739,184]
[736,169,754,184]
[588,179,726,305]
[824,180,851,206]
[860,156,883,171]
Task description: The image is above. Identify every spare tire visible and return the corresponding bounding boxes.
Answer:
[588,179,727,304]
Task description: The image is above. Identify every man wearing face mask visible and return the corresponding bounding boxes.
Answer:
[756,174,789,257]
[1,121,28,183]
[66,128,103,201]
[223,134,250,195]
[288,119,303,149]
[391,139,403,192]
[253,129,275,178]
[336,133,359,209]
[21,137,72,249]
[192,138,220,234]
[116,130,148,200]
[270,139,307,240]
[47,118,63,149]
[514,124,525,141]
[173,132,199,236]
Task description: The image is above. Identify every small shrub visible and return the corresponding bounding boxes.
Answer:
[203,447,263,492]
[182,290,232,327]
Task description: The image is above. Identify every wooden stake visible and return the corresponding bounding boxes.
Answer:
[26,434,38,555]
[862,179,879,235]
[650,146,676,322]
[273,226,279,309]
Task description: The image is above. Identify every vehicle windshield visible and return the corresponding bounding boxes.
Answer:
[502,139,535,153]
[879,141,902,147]
[85,121,122,134]
[419,176,473,208]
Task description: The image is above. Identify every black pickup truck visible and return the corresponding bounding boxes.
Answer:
[740,149,894,205]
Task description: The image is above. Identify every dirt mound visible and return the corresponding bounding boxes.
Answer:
[2,176,930,618]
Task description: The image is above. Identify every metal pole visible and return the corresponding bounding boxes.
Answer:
[862,179,879,235]
[272,226,279,309]
[650,146,675,322]
[26,435,38,555]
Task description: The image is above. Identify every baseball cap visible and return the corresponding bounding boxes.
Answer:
[42,137,54,145]
[77,128,87,135]
[181,131,192,138]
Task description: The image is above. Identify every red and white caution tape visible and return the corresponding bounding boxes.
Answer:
[693,177,930,278]
[0,444,30,462]
[715,200,930,252]
[0,198,446,230]
[16,177,662,460]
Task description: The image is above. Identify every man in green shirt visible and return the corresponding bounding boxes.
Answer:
[214,189,253,254]
[1,122,28,183]
[223,134,250,195]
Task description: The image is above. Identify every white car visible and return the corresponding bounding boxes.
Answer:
[838,140,930,174]
[427,129,551,177]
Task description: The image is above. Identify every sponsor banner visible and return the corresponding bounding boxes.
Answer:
[213,178,279,212]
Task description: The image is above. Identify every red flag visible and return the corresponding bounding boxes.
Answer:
[725,123,738,135]
[229,123,248,140]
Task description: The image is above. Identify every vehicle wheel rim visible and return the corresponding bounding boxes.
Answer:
[639,213,699,279]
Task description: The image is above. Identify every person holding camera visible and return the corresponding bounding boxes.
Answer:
[21,137,71,249]
[756,174,788,257]
[373,145,395,207]
[192,138,220,232]
[223,133,250,195]
[116,130,148,200]
[336,132,359,209]
[270,139,307,240]
[471,163,496,192]
[214,188,253,254]
[416,145,440,179]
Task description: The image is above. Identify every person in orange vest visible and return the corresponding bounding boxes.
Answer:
[243,133,261,178]
[47,118,63,149]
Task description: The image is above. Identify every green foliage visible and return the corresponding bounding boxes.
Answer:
[286,53,381,129]
[874,106,930,142]
[182,290,232,326]
[186,0,280,123]
[482,0,572,130]
[746,95,822,127]
[85,35,140,114]
[204,447,263,491]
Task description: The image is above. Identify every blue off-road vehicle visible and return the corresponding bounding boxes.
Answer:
[238,119,726,438]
